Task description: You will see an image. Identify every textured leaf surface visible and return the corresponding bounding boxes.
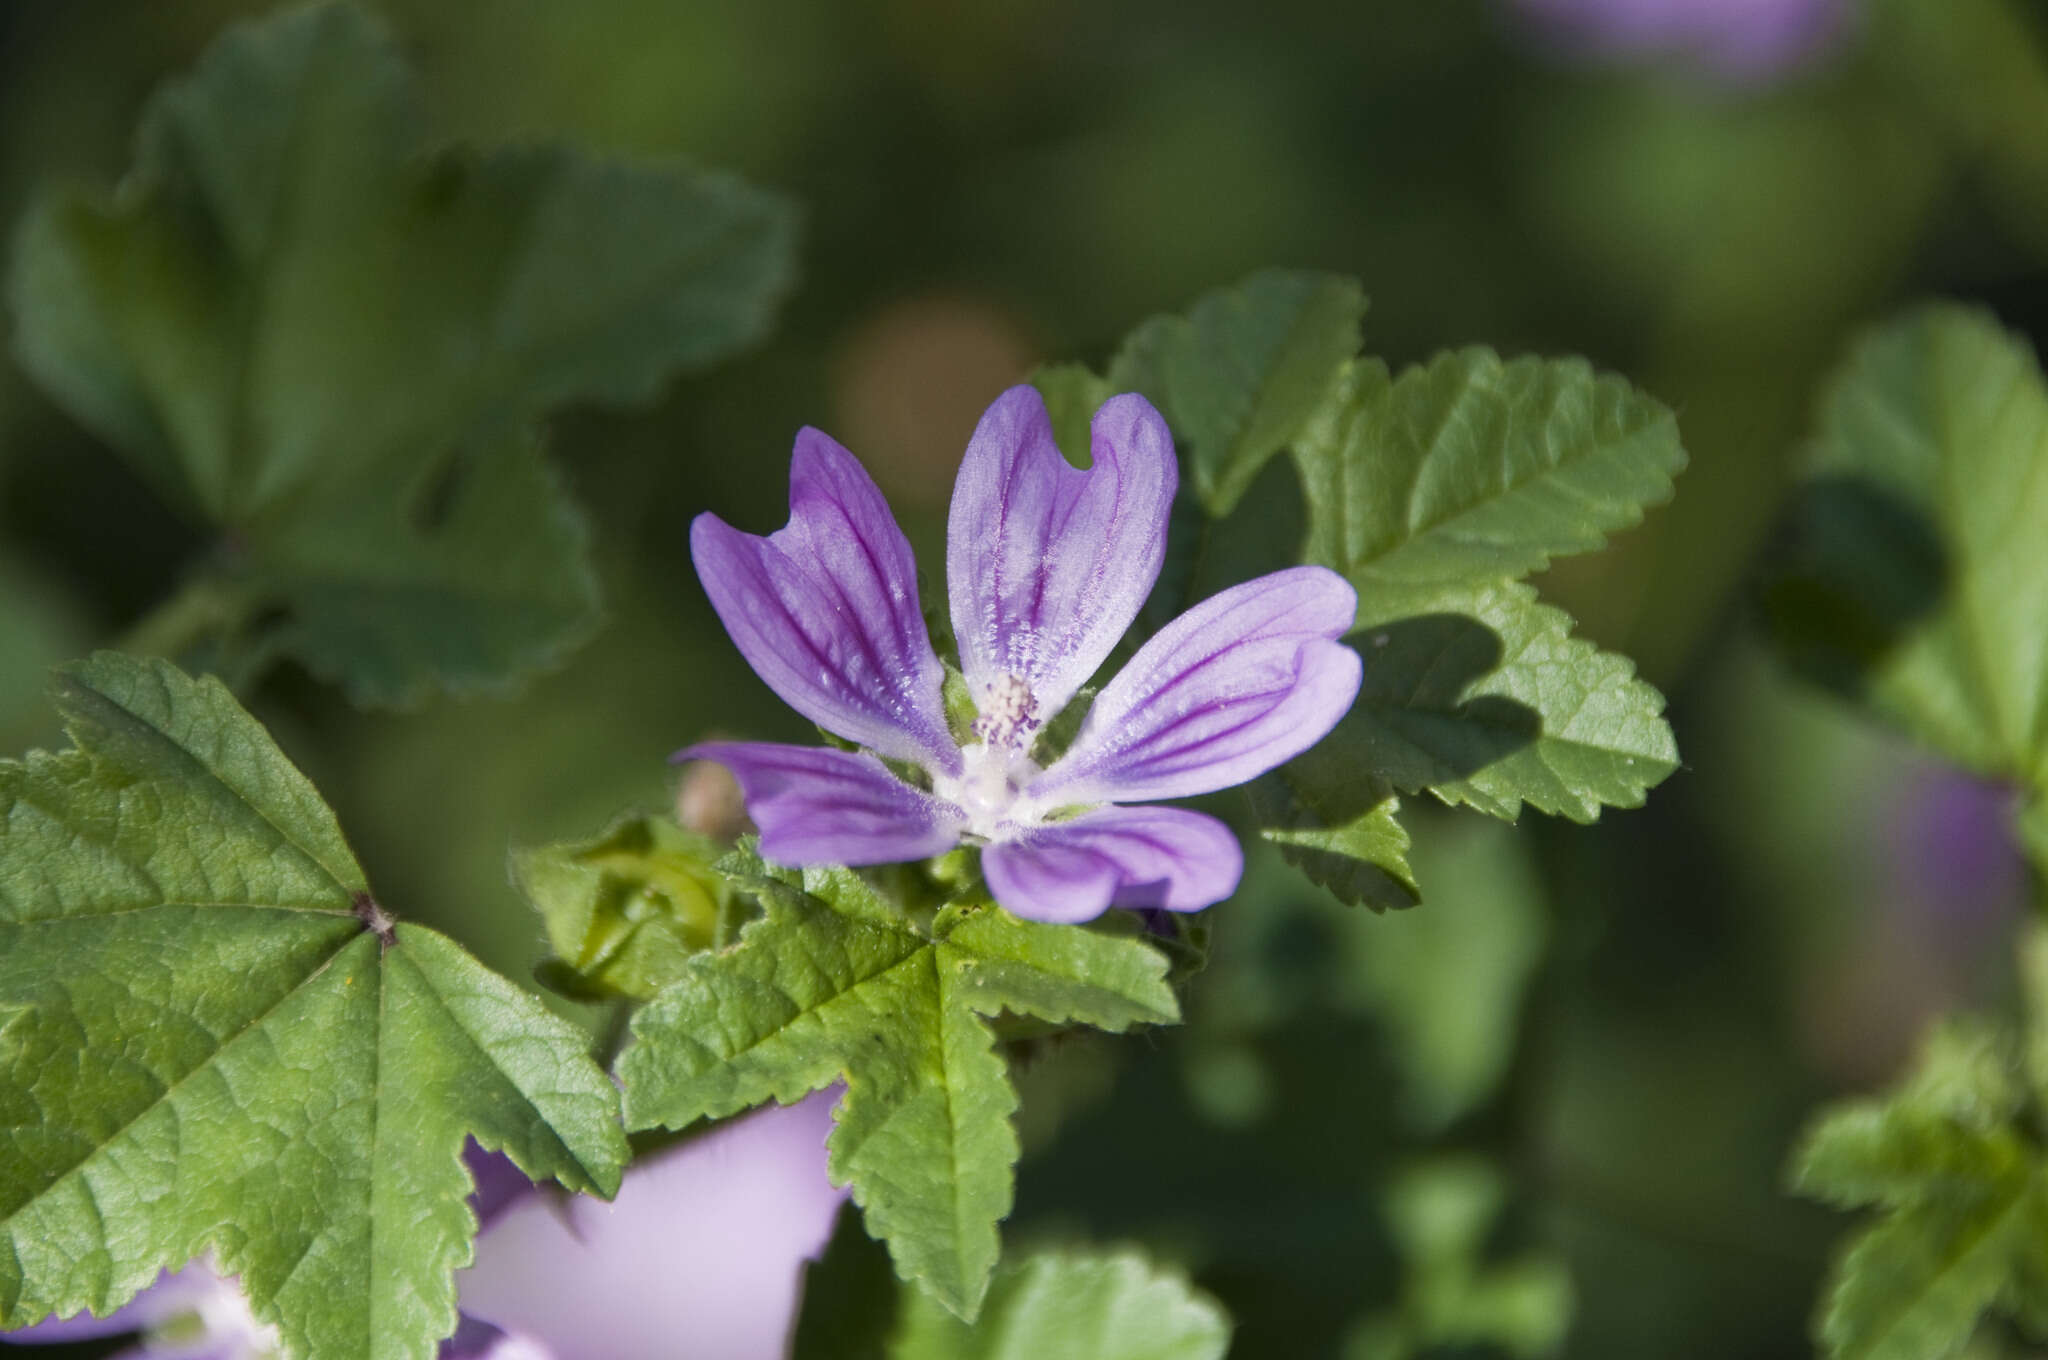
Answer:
[1791,1019,2048,1360]
[0,654,628,1359]
[1312,580,1676,823]
[1765,306,2048,785]
[890,1247,1232,1360]
[1246,771,1418,911]
[513,812,734,1002]
[1109,269,1364,516]
[1293,351,1683,611]
[618,849,1178,1319]
[10,3,796,705]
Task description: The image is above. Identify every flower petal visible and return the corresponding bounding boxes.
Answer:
[946,387,1176,725]
[679,742,962,867]
[1030,566,1362,804]
[982,806,1243,923]
[458,1090,845,1360]
[692,427,957,772]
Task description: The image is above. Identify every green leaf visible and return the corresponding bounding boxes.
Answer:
[1109,269,1365,516]
[1791,1018,2048,1360]
[10,3,797,705]
[0,653,628,1359]
[1030,363,1115,468]
[1246,772,1419,911]
[888,1247,1232,1360]
[1293,350,1684,609]
[1765,306,2048,785]
[793,1203,900,1360]
[1319,580,1677,823]
[1818,1193,2038,1360]
[513,812,735,1002]
[618,849,1179,1318]
[1340,816,1549,1130]
[1347,1159,1573,1360]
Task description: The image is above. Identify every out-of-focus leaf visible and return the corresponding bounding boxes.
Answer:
[1341,816,1548,1130]
[10,2,797,705]
[1346,1159,1573,1360]
[1293,350,1684,612]
[1109,269,1364,516]
[1764,307,2048,787]
[1791,1018,2048,1360]
[1030,363,1114,468]
[889,1247,1232,1360]
[617,847,1178,1319]
[0,653,627,1359]
[513,812,735,1002]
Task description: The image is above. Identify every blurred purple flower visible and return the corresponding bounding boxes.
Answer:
[1512,0,1852,79]
[1883,767,2027,936]
[454,1089,845,1360]
[0,1262,280,1360]
[682,385,1362,923]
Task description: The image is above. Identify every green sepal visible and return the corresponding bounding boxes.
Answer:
[513,812,737,1002]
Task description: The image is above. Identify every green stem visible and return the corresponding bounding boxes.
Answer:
[113,572,255,665]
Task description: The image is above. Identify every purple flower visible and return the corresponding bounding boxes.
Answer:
[0,1262,281,1360]
[682,386,1362,923]
[1512,0,1851,80]
[454,1091,846,1360]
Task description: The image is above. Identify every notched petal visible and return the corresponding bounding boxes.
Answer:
[691,428,957,772]
[946,386,1176,723]
[1030,566,1362,804]
[982,806,1243,924]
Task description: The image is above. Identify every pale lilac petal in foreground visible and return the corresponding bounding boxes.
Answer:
[691,427,956,772]
[457,1090,846,1360]
[1033,567,1363,805]
[982,806,1244,924]
[0,1264,280,1360]
[677,742,963,866]
[946,387,1176,724]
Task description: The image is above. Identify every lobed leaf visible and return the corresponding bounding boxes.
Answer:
[1293,350,1684,606]
[1317,580,1677,823]
[889,1247,1232,1360]
[9,3,797,705]
[1792,1017,2048,1360]
[0,654,627,1359]
[1109,269,1365,516]
[618,850,1178,1319]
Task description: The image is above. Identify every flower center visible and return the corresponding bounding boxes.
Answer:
[933,739,1044,841]
[973,672,1041,752]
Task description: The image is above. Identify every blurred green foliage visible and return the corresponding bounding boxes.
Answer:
[8,0,2048,1355]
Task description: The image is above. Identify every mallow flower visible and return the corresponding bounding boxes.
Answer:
[682,386,1362,923]
[1512,0,1851,80]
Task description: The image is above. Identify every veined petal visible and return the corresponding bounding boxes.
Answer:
[947,387,1176,726]
[982,806,1243,923]
[679,742,962,867]
[1030,566,1362,804]
[692,428,958,772]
